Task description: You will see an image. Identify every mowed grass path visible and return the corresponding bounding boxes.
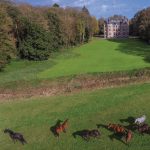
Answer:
[0,83,150,150]
[39,39,150,79]
[0,39,149,84]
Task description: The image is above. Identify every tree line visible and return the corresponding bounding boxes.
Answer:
[130,7,150,43]
[0,0,99,70]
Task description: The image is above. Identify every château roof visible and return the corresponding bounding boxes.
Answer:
[105,15,128,24]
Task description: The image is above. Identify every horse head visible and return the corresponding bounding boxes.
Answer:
[108,123,113,129]
[4,129,13,134]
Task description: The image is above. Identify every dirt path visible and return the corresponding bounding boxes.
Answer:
[0,71,150,100]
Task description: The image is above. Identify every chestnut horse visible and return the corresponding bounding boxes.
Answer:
[125,130,132,143]
[55,119,69,136]
[108,123,126,133]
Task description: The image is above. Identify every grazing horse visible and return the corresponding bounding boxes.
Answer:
[135,115,146,125]
[73,130,91,141]
[73,129,101,141]
[89,129,101,138]
[135,123,149,134]
[4,129,27,145]
[108,124,126,133]
[125,130,132,143]
[55,119,69,136]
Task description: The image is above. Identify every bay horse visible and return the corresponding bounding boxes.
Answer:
[4,129,27,145]
[108,123,126,133]
[55,119,69,136]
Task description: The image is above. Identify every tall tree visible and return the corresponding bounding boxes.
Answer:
[0,4,15,70]
[18,18,52,60]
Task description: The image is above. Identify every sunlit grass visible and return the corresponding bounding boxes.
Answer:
[0,83,150,150]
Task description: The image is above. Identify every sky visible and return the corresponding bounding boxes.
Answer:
[15,0,150,19]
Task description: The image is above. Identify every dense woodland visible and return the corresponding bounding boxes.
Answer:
[130,7,150,43]
[0,0,99,70]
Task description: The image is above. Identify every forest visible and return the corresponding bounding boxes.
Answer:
[0,0,99,70]
[130,7,150,43]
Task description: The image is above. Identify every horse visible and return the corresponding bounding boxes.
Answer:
[73,129,101,141]
[89,129,101,138]
[55,119,69,136]
[134,123,149,135]
[4,129,27,145]
[135,115,146,125]
[125,130,132,143]
[108,124,126,133]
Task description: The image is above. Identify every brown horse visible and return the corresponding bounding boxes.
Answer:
[108,123,126,133]
[125,130,132,143]
[55,119,69,136]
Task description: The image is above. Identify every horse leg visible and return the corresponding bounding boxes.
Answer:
[83,136,89,142]
[63,129,66,133]
[10,137,16,144]
[13,139,17,144]
[21,140,25,145]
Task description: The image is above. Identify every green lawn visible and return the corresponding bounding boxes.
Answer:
[0,39,149,85]
[0,83,150,150]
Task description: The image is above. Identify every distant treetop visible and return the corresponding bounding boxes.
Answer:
[53,3,60,8]
[82,6,90,15]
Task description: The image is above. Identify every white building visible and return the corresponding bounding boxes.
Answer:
[104,15,129,39]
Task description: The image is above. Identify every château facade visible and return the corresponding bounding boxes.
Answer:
[104,15,129,39]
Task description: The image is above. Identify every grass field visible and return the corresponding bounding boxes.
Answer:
[0,39,149,85]
[0,83,150,150]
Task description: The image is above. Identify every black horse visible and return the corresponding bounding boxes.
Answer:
[4,129,27,145]
[72,129,101,141]
[134,124,150,135]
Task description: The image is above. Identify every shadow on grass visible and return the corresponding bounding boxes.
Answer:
[107,39,150,63]
[72,130,90,142]
[120,116,135,124]
[120,116,138,132]
[97,123,127,145]
[109,132,127,145]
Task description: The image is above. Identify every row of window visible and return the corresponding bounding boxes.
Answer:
[108,29,128,32]
[109,32,128,36]
[107,26,128,28]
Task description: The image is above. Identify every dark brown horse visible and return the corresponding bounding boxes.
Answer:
[73,129,101,141]
[4,129,27,145]
[134,123,149,135]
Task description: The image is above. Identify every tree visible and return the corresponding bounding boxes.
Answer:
[82,6,90,15]
[98,18,105,35]
[130,7,150,41]
[47,10,63,50]
[0,4,15,70]
[53,3,59,8]
[18,18,52,60]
